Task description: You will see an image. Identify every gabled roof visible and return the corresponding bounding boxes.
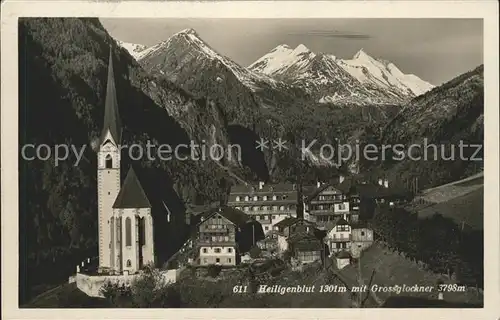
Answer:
[230,183,298,194]
[185,202,220,215]
[113,167,151,209]
[289,232,323,251]
[336,250,351,259]
[335,217,349,226]
[100,47,122,145]
[199,206,252,227]
[305,183,343,202]
[274,217,300,228]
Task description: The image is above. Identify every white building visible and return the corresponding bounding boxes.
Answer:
[325,218,352,255]
[227,183,299,235]
[97,49,184,275]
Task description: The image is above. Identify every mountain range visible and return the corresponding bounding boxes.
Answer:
[120,29,434,106]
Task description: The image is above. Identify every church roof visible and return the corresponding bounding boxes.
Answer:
[100,47,122,145]
[113,167,151,209]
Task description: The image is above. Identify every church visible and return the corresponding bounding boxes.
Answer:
[97,48,187,275]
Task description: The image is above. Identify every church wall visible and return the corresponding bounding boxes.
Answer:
[138,208,155,267]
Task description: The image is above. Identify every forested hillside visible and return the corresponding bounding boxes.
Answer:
[362,65,484,189]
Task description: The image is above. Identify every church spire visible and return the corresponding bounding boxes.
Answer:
[100,45,122,145]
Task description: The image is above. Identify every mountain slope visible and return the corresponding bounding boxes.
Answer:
[250,45,434,104]
[139,29,308,124]
[138,29,410,177]
[374,65,484,189]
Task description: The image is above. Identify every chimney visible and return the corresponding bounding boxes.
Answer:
[378,178,383,186]
[317,181,321,188]
[339,175,345,184]
[384,179,389,188]
[259,181,264,190]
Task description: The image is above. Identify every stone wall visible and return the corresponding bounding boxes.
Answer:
[76,268,182,298]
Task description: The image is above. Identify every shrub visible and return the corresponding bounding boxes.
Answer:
[207,264,222,278]
[249,246,261,259]
[100,281,132,307]
[100,264,184,308]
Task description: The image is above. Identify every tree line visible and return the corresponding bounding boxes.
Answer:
[369,205,483,288]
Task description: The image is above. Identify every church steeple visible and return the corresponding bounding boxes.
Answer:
[100,46,122,145]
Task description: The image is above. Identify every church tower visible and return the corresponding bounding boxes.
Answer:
[97,48,122,273]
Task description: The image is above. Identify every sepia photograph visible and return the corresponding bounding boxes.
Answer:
[2,1,499,318]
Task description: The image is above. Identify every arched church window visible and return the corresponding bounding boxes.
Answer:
[139,217,146,246]
[116,218,121,243]
[110,217,114,245]
[126,259,131,267]
[125,217,132,246]
[105,154,113,169]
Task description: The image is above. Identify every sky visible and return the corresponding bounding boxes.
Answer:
[100,18,483,85]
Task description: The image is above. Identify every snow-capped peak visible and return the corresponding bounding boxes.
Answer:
[340,49,434,96]
[352,48,374,62]
[117,40,149,60]
[249,43,316,75]
[250,44,434,100]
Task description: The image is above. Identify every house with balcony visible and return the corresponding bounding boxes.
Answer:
[227,182,300,234]
[194,206,263,266]
[325,217,351,255]
[304,182,351,229]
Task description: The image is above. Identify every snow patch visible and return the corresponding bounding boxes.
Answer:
[117,40,149,60]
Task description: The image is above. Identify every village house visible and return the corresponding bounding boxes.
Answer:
[350,227,374,258]
[337,176,413,221]
[273,217,320,254]
[227,182,300,234]
[194,206,262,266]
[273,217,317,236]
[325,217,352,255]
[288,232,325,265]
[256,229,280,253]
[335,250,352,270]
[303,179,351,230]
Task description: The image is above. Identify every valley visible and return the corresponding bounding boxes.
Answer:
[18,17,484,307]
